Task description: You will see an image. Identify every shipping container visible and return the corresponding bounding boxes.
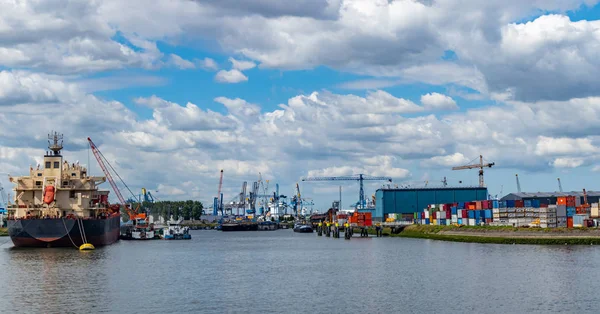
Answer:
[446,211,451,219]
[532,200,540,208]
[492,200,499,209]
[457,218,462,225]
[499,201,507,208]
[451,206,457,215]
[474,210,481,219]
[468,218,475,226]
[524,200,532,207]
[484,209,492,219]
[515,200,524,208]
[556,205,566,217]
[557,197,567,205]
[506,200,516,207]
[573,214,588,227]
[458,202,465,209]
[425,218,430,225]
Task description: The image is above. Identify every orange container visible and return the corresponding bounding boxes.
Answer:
[567,217,574,228]
[557,197,567,205]
[468,205,476,210]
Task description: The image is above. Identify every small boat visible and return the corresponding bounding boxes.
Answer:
[120,218,157,240]
[293,223,313,233]
[162,221,191,240]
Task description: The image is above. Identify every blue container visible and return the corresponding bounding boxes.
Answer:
[492,200,499,209]
[475,218,481,225]
[567,207,576,217]
[451,207,457,215]
[506,200,516,207]
[532,200,540,208]
[524,200,532,207]
[457,218,463,225]
[439,219,446,225]
[484,209,492,219]
[499,201,507,208]
[425,218,430,225]
[475,210,481,219]
[458,202,465,209]
[468,210,475,219]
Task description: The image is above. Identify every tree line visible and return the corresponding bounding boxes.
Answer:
[122,200,204,222]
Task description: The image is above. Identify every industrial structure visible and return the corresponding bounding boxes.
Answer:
[374,187,488,221]
[301,174,392,209]
[451,155,495,187]
[500,191,600,205]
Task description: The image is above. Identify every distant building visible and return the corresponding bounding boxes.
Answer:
[500,191,600,205]
[374,187,488,220]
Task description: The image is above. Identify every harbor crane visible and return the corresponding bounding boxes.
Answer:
[515,174,521,193]
[301,174,393,209]
[87,137,145,223]
[451,155,495,187]
[558,178,563,193]
[213,170,224,216]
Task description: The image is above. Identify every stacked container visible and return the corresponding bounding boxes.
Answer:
[540,205,557,228]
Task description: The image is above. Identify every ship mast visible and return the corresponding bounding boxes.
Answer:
[47,131,64,156]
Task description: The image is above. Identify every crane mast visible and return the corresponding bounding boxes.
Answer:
[515,174,521,193]
[558,178,563,193]
[451,155,495,187]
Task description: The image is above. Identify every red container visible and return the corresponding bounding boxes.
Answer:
[475,201,482,210]
[432,212,437,219]
[444,204,451,211]
[462,211,468,218]
[540,203,548,208]
[485,218,492,224]
[515,200,524,208]
[446,211,451,219]
[567,217,574,228]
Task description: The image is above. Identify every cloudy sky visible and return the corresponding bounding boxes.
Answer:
[1,0,600,210]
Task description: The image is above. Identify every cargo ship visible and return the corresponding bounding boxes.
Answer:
[6,133,120,248]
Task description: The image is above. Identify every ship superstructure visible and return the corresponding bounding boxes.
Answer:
[6,132,120,248]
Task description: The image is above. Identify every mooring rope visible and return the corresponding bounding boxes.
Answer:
[61,218,79,249]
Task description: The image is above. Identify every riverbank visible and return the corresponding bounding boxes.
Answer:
[0,228,7,237]
[392,225,600,245]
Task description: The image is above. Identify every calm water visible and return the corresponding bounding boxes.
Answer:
[2,230,600,313]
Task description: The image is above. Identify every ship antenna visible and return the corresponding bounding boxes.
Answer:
[48,131,64,155]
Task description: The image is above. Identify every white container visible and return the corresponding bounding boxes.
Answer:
[468,218,475,226]
[592,207,599,218]
[451,215,458,223]
[446,220,451,226]
[492,208,499,214]
[457,210,462,217]
[424,211,430,219]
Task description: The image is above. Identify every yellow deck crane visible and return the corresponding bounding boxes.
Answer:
[451,155,495,187]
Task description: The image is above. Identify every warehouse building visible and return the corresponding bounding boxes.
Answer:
[374,187,488,220]
[500,191,600,205]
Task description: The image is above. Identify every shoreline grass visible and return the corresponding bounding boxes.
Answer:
[0,227,8,237]
[391,225,600,245]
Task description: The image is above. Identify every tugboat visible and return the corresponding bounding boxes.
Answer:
[6,132,120,248]
[162,220,191,239]
[257,220,278,231]
[293,222,314,233]
[119,216,156,240]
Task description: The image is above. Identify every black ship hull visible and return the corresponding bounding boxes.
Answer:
[293,225,314,233]
[221,223,258,231]
[7,215,120,248]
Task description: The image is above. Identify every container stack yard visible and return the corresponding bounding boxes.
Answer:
[410,193,600,229]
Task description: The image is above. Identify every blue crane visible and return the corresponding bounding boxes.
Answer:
[301,174,392,210]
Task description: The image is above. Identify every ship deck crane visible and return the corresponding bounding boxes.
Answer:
[301,174,392,210]
[451,155,495,187]
[87,137,144,223]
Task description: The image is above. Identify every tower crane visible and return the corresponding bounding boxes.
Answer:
[0,182,7,211]
[87,137,145,223]
[558,178,563,193]
[515,174,521,193]
[301,174,392,209]
[451,155,495,187]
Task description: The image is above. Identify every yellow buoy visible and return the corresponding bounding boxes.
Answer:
[79,243,95,251]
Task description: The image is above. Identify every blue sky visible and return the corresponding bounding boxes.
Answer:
[2,0,600,212]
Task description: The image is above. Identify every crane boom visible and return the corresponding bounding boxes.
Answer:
[558,178,563,193]
[87,137,140,220]
[451,155,495,187]
[515,174,521,193]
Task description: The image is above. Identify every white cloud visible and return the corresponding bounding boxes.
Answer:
[214,69,248,83]
[423,153,469,168]
[229,57,256,71]
[420,92,458,110]
[552,157,586,168]
[169,54,196,69]
[196,57,218,70]
[535,136,599,156]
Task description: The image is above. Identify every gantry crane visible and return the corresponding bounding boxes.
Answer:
[213,170,224,216]
[87,137,145,223]
[451,155,495,187]
[515,174,521,193]
[301,174,392,209]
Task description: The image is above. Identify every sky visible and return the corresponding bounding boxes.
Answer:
[2,0,600,211]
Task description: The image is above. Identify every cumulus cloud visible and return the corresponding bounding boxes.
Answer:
[168,54,195,69]
[420,92,458,110]
[535,136,599,156]
[196,57,218,71]
[229,57,256,71]
[214,69,248,83]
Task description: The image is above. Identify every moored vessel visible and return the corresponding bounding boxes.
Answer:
[6,132,120,248]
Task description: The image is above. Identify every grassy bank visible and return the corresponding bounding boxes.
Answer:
[0,227,8,237]
[392,225,600,245]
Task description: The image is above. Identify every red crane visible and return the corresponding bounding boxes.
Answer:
[87,137,145,222]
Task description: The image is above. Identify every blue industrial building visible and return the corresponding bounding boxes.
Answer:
[374,187,488,220]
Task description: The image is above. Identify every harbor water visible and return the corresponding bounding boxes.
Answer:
[2,231,600,313]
